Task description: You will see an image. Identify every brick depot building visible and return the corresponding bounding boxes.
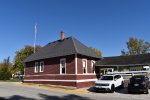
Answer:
[24,32,100,88]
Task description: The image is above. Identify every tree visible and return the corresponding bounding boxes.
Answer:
[121,37,150,55]
[0,57,12,80]
[13,45,41,74]
[90,47,102,57]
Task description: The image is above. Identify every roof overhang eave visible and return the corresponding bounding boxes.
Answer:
[96,63,150,67]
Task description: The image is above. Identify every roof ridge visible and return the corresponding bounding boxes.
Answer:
[47,36,72,44]
[71,37,78,54]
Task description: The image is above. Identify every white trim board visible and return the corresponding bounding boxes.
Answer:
[75,54,78,75]
[25,73,96,77]
[24,79,97,83]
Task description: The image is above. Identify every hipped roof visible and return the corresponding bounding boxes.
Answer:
[24,37,100,62]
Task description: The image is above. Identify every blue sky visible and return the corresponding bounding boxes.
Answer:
[0,0,150,62]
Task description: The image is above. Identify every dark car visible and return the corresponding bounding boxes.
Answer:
[128,75,149,94]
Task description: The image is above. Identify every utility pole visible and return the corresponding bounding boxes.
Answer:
[34,23,37,53]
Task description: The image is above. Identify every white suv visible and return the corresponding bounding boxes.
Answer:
[93,74,124,93]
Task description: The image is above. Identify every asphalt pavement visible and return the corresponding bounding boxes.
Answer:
[0,82,150,100]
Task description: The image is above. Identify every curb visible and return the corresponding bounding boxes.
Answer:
[17,83,88,94]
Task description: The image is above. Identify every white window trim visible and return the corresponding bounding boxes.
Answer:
[34,62,38,73]
[39,61,44,72]
[91,60,95,74]
[60,58,66,74]
[82,58,87,74]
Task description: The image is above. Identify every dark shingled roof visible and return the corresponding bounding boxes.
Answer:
[96,53,150,66]
[24,37,100,62]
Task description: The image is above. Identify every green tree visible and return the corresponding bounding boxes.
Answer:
[13,45,41,74]
[121,37,150,55]
[90,47,102,57]
[0,57,12,80]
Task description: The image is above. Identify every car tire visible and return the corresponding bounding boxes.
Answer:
[121,81,124,88]
[110,84,115,93]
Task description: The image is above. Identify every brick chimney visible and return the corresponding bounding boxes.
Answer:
[60,31,65,40]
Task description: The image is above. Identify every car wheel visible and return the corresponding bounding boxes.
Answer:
[110,84,115,93]
[121,81,124,88]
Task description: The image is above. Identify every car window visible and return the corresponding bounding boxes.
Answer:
[130,76,145,83]
[100,76,113,80]
[114,75,118,79]
[117,75,121,79]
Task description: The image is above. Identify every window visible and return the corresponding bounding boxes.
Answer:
[101,76,113,80]
[35,62,38,73]
[115,75,121,79]
[114,75,121,80]
[117,75,121,79]
[35,61,44,73]
[40,61,44,72]
[91,60,95,73]
[60,58,66,74]
[114,75,118,80]
[82,59,87,74]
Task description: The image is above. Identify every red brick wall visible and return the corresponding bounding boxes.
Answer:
[24,80,94,89]
[25,74,96,80]
[77,55,97,74]
[76,75,96,80]
[25,75,77,80]
[77,81,95,88]
[25,55,75,75]
[24,54,99,88]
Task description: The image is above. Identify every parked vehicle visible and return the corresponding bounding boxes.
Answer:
[128,75,149,94]
[93,74,124,93]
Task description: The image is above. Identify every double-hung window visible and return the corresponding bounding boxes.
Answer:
[40,61,44,72]
[91,60,95,73]
[60,58,66,74]
[35,61,44,73]
[35,62,38,73]
[82,59,87,74]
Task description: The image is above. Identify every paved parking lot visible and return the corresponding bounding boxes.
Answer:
[0,82,150,100]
